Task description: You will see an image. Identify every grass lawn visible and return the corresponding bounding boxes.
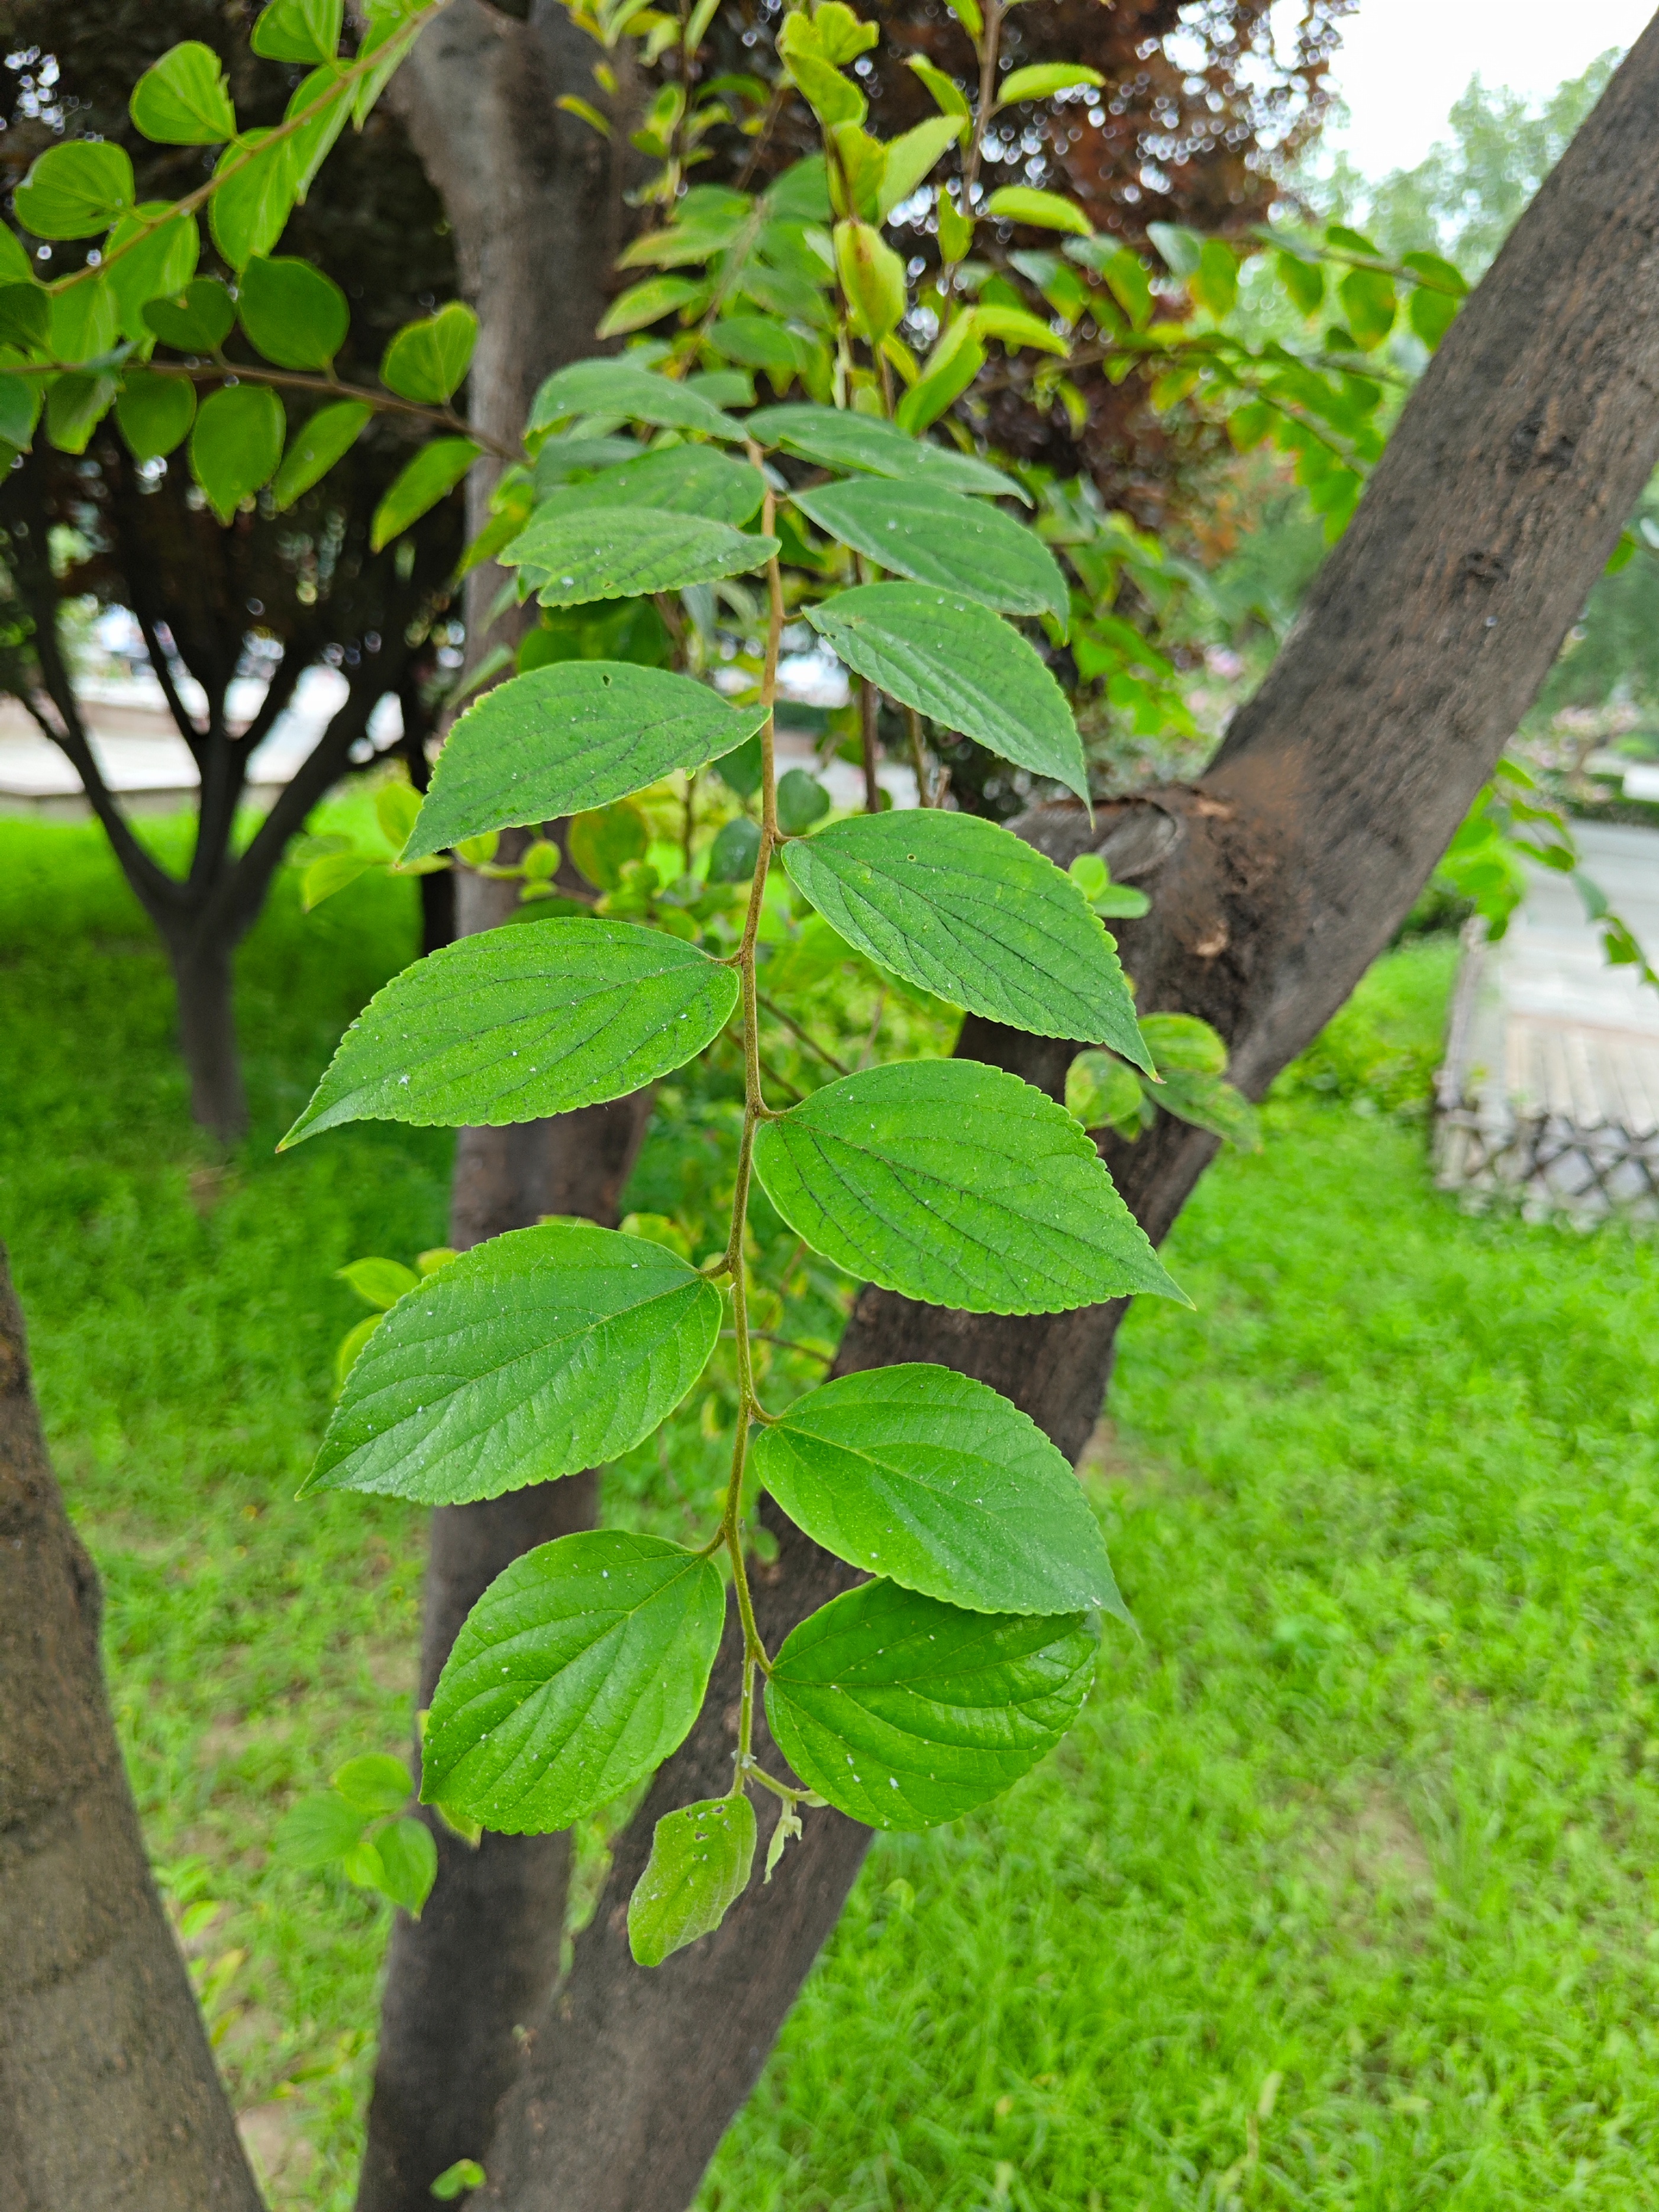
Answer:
[4,812,1659,2209]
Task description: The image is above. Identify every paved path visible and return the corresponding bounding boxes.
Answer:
[1437,820,1659,1214]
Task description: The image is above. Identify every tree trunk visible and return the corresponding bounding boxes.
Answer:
[474,27,1659,2210]
[0,1247,262,2212]
[355,18,651,2208]
[166,929,248,1149]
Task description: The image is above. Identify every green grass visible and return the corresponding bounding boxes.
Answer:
[4,818,1659,2208]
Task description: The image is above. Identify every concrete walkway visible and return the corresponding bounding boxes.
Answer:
[1437,820,1659,1215]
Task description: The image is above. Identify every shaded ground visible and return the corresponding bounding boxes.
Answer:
[3,813,1657,2210]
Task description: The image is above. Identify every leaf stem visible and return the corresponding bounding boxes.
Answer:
[131,358,518,460]
[715,449,789,1781]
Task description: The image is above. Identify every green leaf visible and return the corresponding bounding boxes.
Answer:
[129,40,237,144]
[775,768,831,834]
[301,1222,721,1503]
[707,816,761,882]
[45,372,118,456]
[0,375,40,452]
[906,56,971,131]
[381,302,479,404]
[408,663,767,858]
[430,2162,487,2203]
[598,275,706,337]
[251,0,344,65]
[209,130,299,269]
[792,478,1069,628]
[373,1817,437,1916]
[143,276,235,353]
[1140,1011,1226,1073]
[282,917,738,1145]
[370,437,482,551]
[805,583,1087,803]
[285,62,355,196]
[0,228,32,286]
[115,370,195,462]
[332,1752,413,1814]
[0,283,48,352]
[567,801,648,890]
[1146,221,1202,278]
[1338,265,1396,350]
[1275,247,1324,317]
[527,357,744,443]
[764,1579,1096,1829]
[302,848,376,910]
[48,273,117,365]
[530,443,764,528]
[14,141,134,240]
[506,509,779,609]
[714,732,763,799]
[271,398,372,508]
[276,1791,368,1868]
[752,1059,1184,1313]
[422,1531,725,1833]
[995,62,1104,105]
[1065,1049,1148,1138]
[1153,1068,1262,1152]
[1408,284,1459,350]
[337,1256,421,1310]
[334,1312,383,1389]
[237,253,348,369]
[747,402,1024,500]
[983,186,1091,237]
[877,115,966,214]
[834,219,906,344]
[753,1364,1126,1618]
[103,204,200,341]
[628,1795,757,1965]
[189,382,284,522]
[780,811,1148,1062]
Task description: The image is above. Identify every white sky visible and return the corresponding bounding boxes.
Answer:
[1315,0,1658,176]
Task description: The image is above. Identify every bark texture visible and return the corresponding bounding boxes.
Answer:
[475,27,1659,2210]
[0,1249,260,2212]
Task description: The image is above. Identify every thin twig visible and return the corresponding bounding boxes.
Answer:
[756,992,851,1077]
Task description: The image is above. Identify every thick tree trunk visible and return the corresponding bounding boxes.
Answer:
[473,27,1659,2210]
[0,1248,262,2211]
[164,929,248,1147]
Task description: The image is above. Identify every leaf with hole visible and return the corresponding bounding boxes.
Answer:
[143,276,235,353]
[747,402,1024,500]
[780,810,1148,1062]
[300,1221,721,1502]
[793,478,1069,629]
[189,383,284,521]
[753,1365,1126,1618]
[237,253,348,369]
[752,1058,1184,1313]
[14,141,134,239]
[506,508,778,608]
[527,357,744,443]
[370,437,480,551]
[381,302,479,404]
[422,1530,725,1833]
[406,662,769,859]
[115,370,195,462]
[629,1795,757,1965]
[806,583,1086,802]
[529,443,764,528]
[271,398,372,508]
[281,917,738,1144]
[764,1578,1096,1829]
[129,40,237,144]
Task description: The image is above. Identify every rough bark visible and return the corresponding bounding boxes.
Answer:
[0,1248,262,2212]
[476,27,1659,2210]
